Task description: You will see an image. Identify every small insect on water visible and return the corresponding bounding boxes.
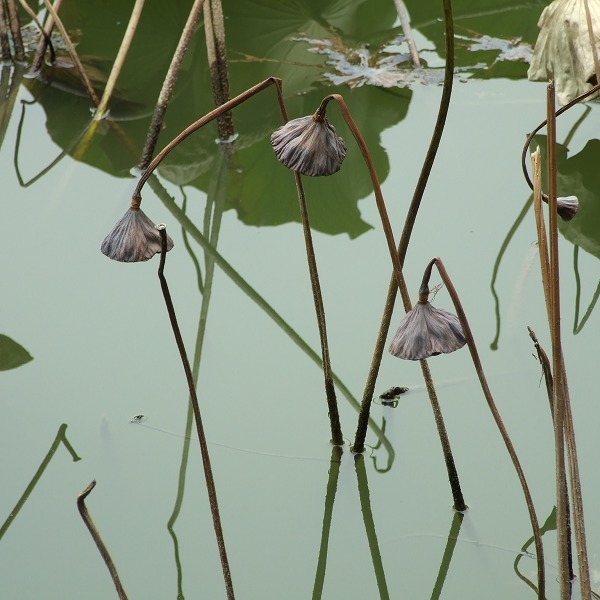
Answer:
[130,414,147,423]
[378,386,409,408]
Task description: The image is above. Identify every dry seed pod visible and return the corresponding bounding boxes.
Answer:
[270,115,347,176]
[101,208,174,262]
[388,301,466,361]
[556,195,578,221]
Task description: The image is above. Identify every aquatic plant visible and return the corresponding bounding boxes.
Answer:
[271,114,347,176]
[388,286,465,361]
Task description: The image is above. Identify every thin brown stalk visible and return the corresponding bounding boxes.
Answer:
[521,82,600,197]
[41,0,99,105]
[546,82,592,600]
[547,82,571,600]
[17,0,54,60]
[157,226,235,600]
[357,0,455,445]
[5,0,24,61]
[0,2,11,61]
[318,94,465,509]
[77,481,129,600]
[138,0,204,170]
[30,0,63,72]
[133,77,343,445]
[94,0,145,120]
[430,257,545,599]
[204,0,233,140]
[583,0,600,88]
[392,0,420,67]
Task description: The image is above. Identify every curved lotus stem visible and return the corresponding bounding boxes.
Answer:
[521,81,600,221]
[428,257,546,599]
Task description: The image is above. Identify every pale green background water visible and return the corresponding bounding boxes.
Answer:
[2,2,600,599]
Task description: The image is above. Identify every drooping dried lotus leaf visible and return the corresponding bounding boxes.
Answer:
[389,302,466,361]
[270,115,347,176]
[528,0,600,105]
[101,208,174,262]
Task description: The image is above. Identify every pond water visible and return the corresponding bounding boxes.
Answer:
[1,1,600,599]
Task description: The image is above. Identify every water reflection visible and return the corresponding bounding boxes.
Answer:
[490,110,600,348]
[0,424,80,541]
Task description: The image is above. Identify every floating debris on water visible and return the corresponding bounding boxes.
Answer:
[130,414,147,423]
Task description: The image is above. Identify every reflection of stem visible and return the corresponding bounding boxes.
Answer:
[0,65,24,151]
[514,506,558,597]
[41,0,99,105]
[13,99,90,187]
[429,257,545,599]
[157,226,235,600]
[573,245,600,334]
[521,83,600,198]
[489,196,532,350]
[148,175,394,461]
[0,423,80,540]
[430,511,463,600]
[94,0,146,120]
[167,161,227,599]
[355,454,390,600]
[312,446,343,600]
[77,481,129,600]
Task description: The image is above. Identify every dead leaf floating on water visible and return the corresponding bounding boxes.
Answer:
[101,208,174,262]
[270,115,347,176]
[388,301,466,361]
[528,0,600,105]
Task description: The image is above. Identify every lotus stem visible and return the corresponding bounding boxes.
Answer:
[521,81,600,209]
[41,0,99,105]
[392,0,420,68]
[77,481,129,600]
[136,80,343,443]
[138,0,205,169]
[355,0,455,447]
[429,257,545,599]
[0,2,11,61]
[132,77,282,204]
[319,92,465,508]
[5,0,24,61]
[204,0,233,140]
[156,225,235,600]
[30,0,63,72]
[94,0,146,120]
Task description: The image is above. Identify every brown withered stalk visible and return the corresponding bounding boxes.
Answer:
[115,77,343,445]
[156,225,235,600]
[77,481,129,600]
[311,92,466,510]
[530,85,592,600]
[420,257,546,599]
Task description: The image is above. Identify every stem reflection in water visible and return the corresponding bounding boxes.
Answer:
[0,423,80,541]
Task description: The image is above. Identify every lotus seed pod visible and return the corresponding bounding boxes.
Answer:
[556,195,578,221]
[389,301,466,361]
[270,115,347,176]
[101,208,174,262]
